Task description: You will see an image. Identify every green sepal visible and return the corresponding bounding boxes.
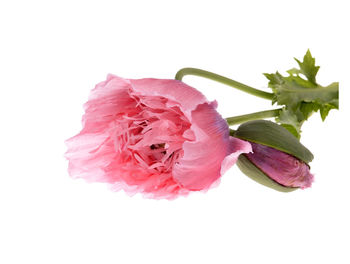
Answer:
[233,120,314,163]
[237,155,298,192]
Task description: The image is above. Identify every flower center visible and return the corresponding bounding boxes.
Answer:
[113,95,192,173]
[150,143,165,151]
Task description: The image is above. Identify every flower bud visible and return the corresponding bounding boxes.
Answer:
[232,120,314,192]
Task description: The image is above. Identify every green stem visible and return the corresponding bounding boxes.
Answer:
[175,67,274,100]
[226,108,282,126]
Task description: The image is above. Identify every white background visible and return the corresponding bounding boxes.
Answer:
[1,1,349,263]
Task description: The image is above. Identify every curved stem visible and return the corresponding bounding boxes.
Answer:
[226,108,282,126]
[175,67,274,100]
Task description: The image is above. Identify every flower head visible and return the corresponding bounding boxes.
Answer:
[65,75,251,199]
[232,120,314,191]
[245,142,314,189]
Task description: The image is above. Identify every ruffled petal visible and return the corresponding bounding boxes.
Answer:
[81,75,138,133]
[173,102,233,190]
[65,131,116,182]
[129,78,208,118]
[66,75,137,182]
[220,137,252,175]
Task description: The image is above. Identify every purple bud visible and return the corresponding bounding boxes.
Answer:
[245,142,314,189]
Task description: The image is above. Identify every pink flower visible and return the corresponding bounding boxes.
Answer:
[245,142,314,189]
[65,75,251,199]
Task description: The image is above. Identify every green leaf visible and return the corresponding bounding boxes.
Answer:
[264,50,339,138]
[276,108,302,138]
[286,68,300,75]
[294,49,320,84]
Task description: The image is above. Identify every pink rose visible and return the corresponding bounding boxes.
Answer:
[65,75,251,199]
